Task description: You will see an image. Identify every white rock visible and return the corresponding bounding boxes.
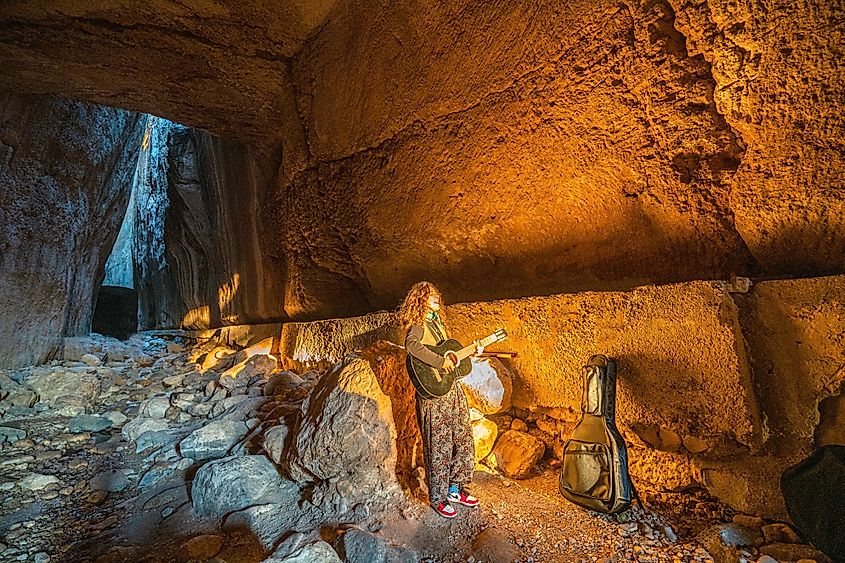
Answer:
[19,473,59,491]
[80,354,102,367]
[178,420,248,461]
[461,357,513,414]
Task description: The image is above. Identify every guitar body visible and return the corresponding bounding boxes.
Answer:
[406,339,473,399]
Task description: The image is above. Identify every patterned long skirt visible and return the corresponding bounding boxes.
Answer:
[415,382,475,506]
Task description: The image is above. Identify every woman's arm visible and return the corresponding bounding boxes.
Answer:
[405,324,447,368]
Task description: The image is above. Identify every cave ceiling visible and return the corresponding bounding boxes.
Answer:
[0,0,340,144]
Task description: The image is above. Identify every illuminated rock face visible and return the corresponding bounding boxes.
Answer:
[278,0,844,317]
[0,92,142,368]
[1,0,841,321]
[269,275,845,518]
[132,118,285,330]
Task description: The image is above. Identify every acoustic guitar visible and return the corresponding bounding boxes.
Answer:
[406,328,508,399]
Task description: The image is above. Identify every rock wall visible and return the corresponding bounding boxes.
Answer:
[133,118,285,330]
[274,275,845,518]
[670,0,845,277]
[0,0,842,324]
[0,1,341,147]
[0,91,142,368]
[274,0,844,318]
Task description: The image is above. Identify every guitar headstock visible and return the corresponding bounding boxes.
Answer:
[492,328,507,342]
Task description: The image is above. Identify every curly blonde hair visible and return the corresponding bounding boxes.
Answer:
[397,281,445,330]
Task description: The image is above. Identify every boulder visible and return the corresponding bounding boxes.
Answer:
[191,455,288,516]
[460,357,513,414]
[265,540,342,563]
[19,473,59,491]
[122,417,170,442]
[471,416,499,464]
[356,341,422,489]
[212,396,266,422]
[201,346,238,371]
[223,501,317,551]
[287,357,400,502]
[761,522,802,544]
[220,354,277,390]
[67,414,112,433]
[487,430,545,479]
[26,368,101,406]
[264,371,305,396]
[178,420,249,461]
[0,372,37,409]
[263,423,292,465]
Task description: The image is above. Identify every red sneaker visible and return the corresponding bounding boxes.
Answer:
[434,501,457,518]
[447,489,480,507]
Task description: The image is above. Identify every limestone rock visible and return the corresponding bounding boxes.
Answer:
[220,354,277,390]
[26,368,101,407]
[356,340,422,491]
[19,473,59,491]
[67,414,112,433]
[131,121,284,332]
[80,354,102,367]
[266,540,342,563]
[201,346,238,371]
[122,417,170,443]
[264,371,305,396]
[460,357,513,415]
[0,93,141,370]
[761,523,802,544]
[178,420,249,461]
[472,417,499,464]
[335,529,387,563]
[223,502,316,552]
[191,455,288,516]
[263,423,292,465]
[488,430,545,479]
[138,395,170,418]
[288,357,400,502]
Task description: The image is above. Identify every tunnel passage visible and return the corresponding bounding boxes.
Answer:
[0,0,843,561]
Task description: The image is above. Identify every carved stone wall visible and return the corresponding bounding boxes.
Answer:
[272,275,845,518]
[0,91,141,368]
[133,118,285,330]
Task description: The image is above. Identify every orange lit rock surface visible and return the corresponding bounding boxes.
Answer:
[272,275,845,517]
[2,0,841,321]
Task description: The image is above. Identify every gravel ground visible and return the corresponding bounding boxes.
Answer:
[378,467,717,563]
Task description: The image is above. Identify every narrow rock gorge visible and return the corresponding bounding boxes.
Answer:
[0,0,842,562]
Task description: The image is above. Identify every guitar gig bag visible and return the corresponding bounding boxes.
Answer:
[559,355,636,514]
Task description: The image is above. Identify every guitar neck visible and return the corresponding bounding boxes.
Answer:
[453,333,501,362]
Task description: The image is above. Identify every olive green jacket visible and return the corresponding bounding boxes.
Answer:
[405,312,448,369]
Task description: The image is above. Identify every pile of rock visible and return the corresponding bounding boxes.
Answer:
[697,515,831,563]
[1,331,417,562]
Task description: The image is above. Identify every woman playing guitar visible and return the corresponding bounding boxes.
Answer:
[398,281,484,518]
